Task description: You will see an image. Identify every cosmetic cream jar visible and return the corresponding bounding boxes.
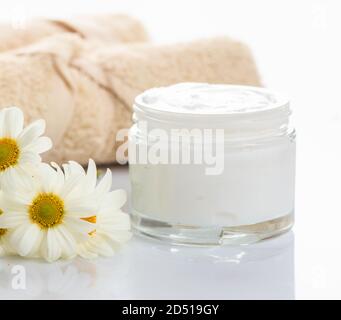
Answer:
[129,83,295,245]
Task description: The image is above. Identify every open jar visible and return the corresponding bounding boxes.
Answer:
[129,83,295,245]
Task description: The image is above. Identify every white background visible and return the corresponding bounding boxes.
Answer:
[0,0,341,299]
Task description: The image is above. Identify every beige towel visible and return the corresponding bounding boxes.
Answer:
[0,33,260,165]
[0,14,148,52]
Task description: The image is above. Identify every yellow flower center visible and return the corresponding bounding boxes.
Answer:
[29,193,65,229]
[0,228,7,237]
[0,209,7,238]
[81,215,97,237]
[0,138,20,171]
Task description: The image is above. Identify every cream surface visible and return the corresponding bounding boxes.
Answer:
[140,83,287,115]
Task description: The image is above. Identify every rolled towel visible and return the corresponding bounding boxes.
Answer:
[0,14,148,52]
[0,34,261,165]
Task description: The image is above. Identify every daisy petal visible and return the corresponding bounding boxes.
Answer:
[84,159,97,193]
[95,169,112,194]
[99,211,131,231]
[0,191,29,212]
[9,223,30,251]
[41,229,62,262]
[78,243,98,259]
[0,212,28,228]
[103,230,132,245]
[62,163,71,180]
[19,151,41,164]
[91,238,115,257]
[40,163,64,194]
[68,161,86,176]
[16,223,42,256]
[3,107,24,138]
[59,173,83,199]
[53,226,77,259]
[24,137,52,154]
[18,119,46,148]
[0,170,33,203]
[65,203,97,218]
[63,216,96,234]
[102,189,127,211]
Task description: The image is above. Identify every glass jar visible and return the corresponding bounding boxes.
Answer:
[129,83,295,245]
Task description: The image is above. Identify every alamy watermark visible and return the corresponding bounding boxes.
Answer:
[11,265,26,290]
[115,121,225,175]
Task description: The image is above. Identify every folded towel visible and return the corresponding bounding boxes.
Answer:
[0,14,148,52]
[0,33,261,165]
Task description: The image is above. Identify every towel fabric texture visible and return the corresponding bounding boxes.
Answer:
[0,14,148,52]
[0,15,261,165]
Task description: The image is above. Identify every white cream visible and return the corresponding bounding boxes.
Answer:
[140,82,284,114]
[129,83,295,245]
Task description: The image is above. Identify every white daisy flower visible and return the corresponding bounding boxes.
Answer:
[0,162,97,262]
[63,160,131,259]
[0,106,52,185]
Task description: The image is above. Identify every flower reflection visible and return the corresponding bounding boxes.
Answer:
[0,232,295,299]
[0,254,129,299]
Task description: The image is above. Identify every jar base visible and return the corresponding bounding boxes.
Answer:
[131,211,294,246]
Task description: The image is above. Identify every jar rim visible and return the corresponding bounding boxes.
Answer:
[133,84,292,140]
[134,84,290,120]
